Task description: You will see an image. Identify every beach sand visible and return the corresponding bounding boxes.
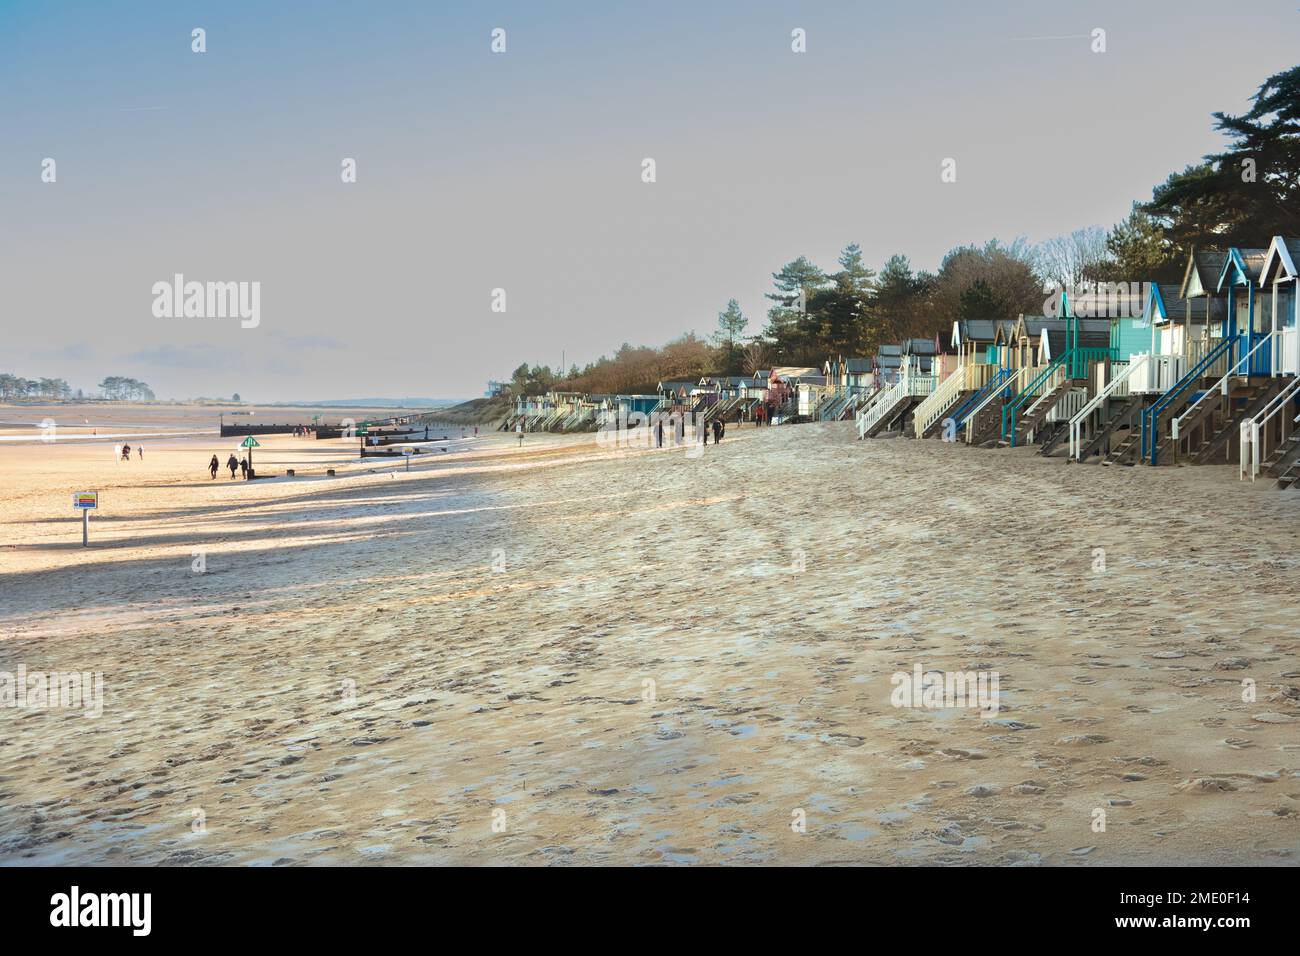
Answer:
[1,421,1298,865]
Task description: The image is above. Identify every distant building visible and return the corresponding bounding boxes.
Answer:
[485,380,509,398]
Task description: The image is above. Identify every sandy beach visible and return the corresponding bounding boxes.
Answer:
[1,420,1298,866]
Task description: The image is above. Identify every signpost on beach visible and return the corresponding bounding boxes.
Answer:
[73,492,97,546]
[241,436,260,478]
[402,446,413,472]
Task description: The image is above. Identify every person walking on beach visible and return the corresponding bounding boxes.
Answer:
[209,455,220,479]
[711,419,722,445]
[655,418,664,448]
[239,456,249,479]
[121,443,131,461]
[136,444,144,460]
[516,422,523,447]
[227,453,239,478]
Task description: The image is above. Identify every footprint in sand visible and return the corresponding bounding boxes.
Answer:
[1056,734,1111,746]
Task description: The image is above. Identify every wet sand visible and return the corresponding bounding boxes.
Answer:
[1,422,1298,865]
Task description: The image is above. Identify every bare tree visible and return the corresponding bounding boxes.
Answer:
[1034,226,1113,292]
[741,340,769,376]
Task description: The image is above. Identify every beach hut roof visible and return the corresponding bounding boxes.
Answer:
[1020,317,1110,356]
[951,318,1015,347]
[657,378,697,393]
[1215,247,1269,291]
[1180,247,1227,299]
[1066,285,1146,319]
[845,358,874,373]
[1260,236,1300,285]
[900,337,939,356]
[1145,283,1223,325]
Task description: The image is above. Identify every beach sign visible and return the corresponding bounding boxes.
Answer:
[402,446,414,471]
[73,492,97,547]
[240,436,259,479]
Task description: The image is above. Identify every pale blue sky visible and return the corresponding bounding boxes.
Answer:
[2,1,1296,400]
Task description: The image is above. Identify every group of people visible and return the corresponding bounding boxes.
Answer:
[208,453,248,479]
[116,443,143,461]
[653,416,726,448]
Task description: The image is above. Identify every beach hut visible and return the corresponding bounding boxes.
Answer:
[1067,271,1225,463]
[854,342,943,439]
[765,368,819,421]
[654,379,697,416]
[1141,247,1287,465]
[900,337,944,375]
[1062,282,1163,459]
[793,374,829,418]
[760,370,792,418]
[818,356,875,420]
[1239,237,1300,481]
[701,375,760,422]
[872,345,904,385]
[996,311,1115,447]
[930,316,1050,446]
[910,319,1015,441]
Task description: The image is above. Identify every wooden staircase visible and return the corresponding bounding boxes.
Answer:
[919,390,975,438]
[857,361,935,438]
[1077,397,1138,463]
[967,403,1004,446]
[863,394,922,437]
[1100,401,1150,466]
[1148,380,1277,465]
[1037,419,1072,457]
[1014,376,1079,445]
[1264,431,1300,488]
[1186,381,1281,464]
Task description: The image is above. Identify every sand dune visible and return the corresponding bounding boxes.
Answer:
[1,423,1297,865]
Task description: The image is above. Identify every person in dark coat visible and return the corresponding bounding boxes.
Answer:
[209,455,220,479]
[711,419,722,444]
[227,454,239,478]
[239,457,249,478]
[656,419,664,448]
